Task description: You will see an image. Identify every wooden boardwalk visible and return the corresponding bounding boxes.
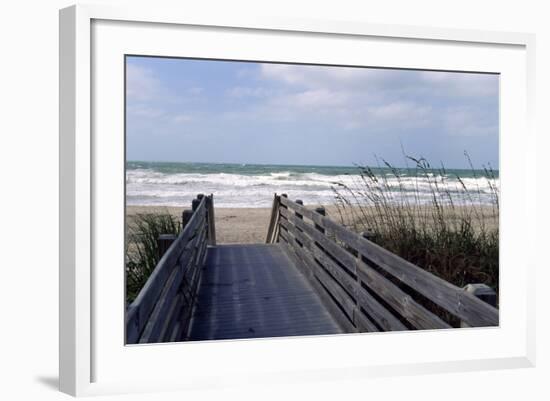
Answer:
[126,194,498,345]
[188,244,344,340]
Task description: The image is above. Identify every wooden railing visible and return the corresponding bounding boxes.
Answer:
[126,194,215,344]
[270,194,499,331]
[265,194,281,243]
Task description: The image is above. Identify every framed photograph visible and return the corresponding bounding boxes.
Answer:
[59,4,536,396]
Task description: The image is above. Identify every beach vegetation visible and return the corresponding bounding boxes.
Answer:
[125,212,181,304]
[331,153,499,305]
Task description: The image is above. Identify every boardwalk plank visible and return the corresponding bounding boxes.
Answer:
[188,244,345,340]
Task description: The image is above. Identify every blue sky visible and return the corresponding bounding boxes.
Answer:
[126,56,499,169]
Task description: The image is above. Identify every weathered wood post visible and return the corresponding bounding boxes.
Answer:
[157,234,176,261]
[182,209,193,230]
[266,194,281,243]
[194,193,211,243]
[294,200,304,246]
[191,197,201,212]
[358,231,379,259]
[295,199,304,219]
[460,283,498,328]
[206,194,216,245]
[313,207,327,251]
[314,207,326,233]
[361,229,377,243]
[277,194,288,242]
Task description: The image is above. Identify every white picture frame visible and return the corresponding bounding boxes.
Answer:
[59,4,536,397]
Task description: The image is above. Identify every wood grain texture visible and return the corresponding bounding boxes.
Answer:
[188,244,345,340]
[280,214,405,331]
[126,195,213,344]
[265,194,281,243]
[282,242,357,333]
[279,196,498,327]
[128,193,496,344]
[281,207,430,330]
[206,194,217,245]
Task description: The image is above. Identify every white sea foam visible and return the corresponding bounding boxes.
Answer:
[126,168,499,208]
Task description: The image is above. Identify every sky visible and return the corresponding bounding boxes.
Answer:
[126,56,499,169]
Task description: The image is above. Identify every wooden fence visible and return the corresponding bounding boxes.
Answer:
[126,194,215,344]
[270,195,499,331]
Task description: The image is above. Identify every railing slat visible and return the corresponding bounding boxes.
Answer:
[282,216,406,331]
[281,208,405,331]
[266,194,281,243]
[278,229,289,244]
[178,218,209,340]
[126,195,213,344]
[207,194,216,245]
[279,196,498,327]
[355,265,450,330]
[281,217,354,294]
[280,208,358,273]
[353,286,408,331]
[139,237,199,343]
[281,241,357,333]
[285,226,355,314]
[126,198,207,338]
[159,293,184,342]
[170,321,183,342]
[280,207,449,330]
[354,309,379,332]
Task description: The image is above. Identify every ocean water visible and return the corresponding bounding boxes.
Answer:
[126,161,499,208]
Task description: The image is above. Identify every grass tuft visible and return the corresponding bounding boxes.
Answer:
[125,212,181,304]
[331,153,499,299]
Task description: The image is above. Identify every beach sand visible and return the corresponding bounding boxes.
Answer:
[127,205,347,244]
[126,204,498,244]
[127,206,273,244]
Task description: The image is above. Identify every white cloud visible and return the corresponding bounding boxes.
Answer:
[261,64,498,98]
[419,70,498,97]
[368,102,432,120]
[251,64,497,136]
[259,64,395,91]
[269,89,349,110]
[127,104,165,119]
[227,86,274,98]
[126,64,160,101]
[128,59,497,148]
[443,107,497,137]
[127,63,205,104]
[128,104,195,126]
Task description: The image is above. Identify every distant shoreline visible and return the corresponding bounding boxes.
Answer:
[126,159,499,174]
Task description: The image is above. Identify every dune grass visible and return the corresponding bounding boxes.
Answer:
[125,212,181,304]
[331,154,499,298]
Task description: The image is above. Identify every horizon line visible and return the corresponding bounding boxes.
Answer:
[126,159,499,171]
